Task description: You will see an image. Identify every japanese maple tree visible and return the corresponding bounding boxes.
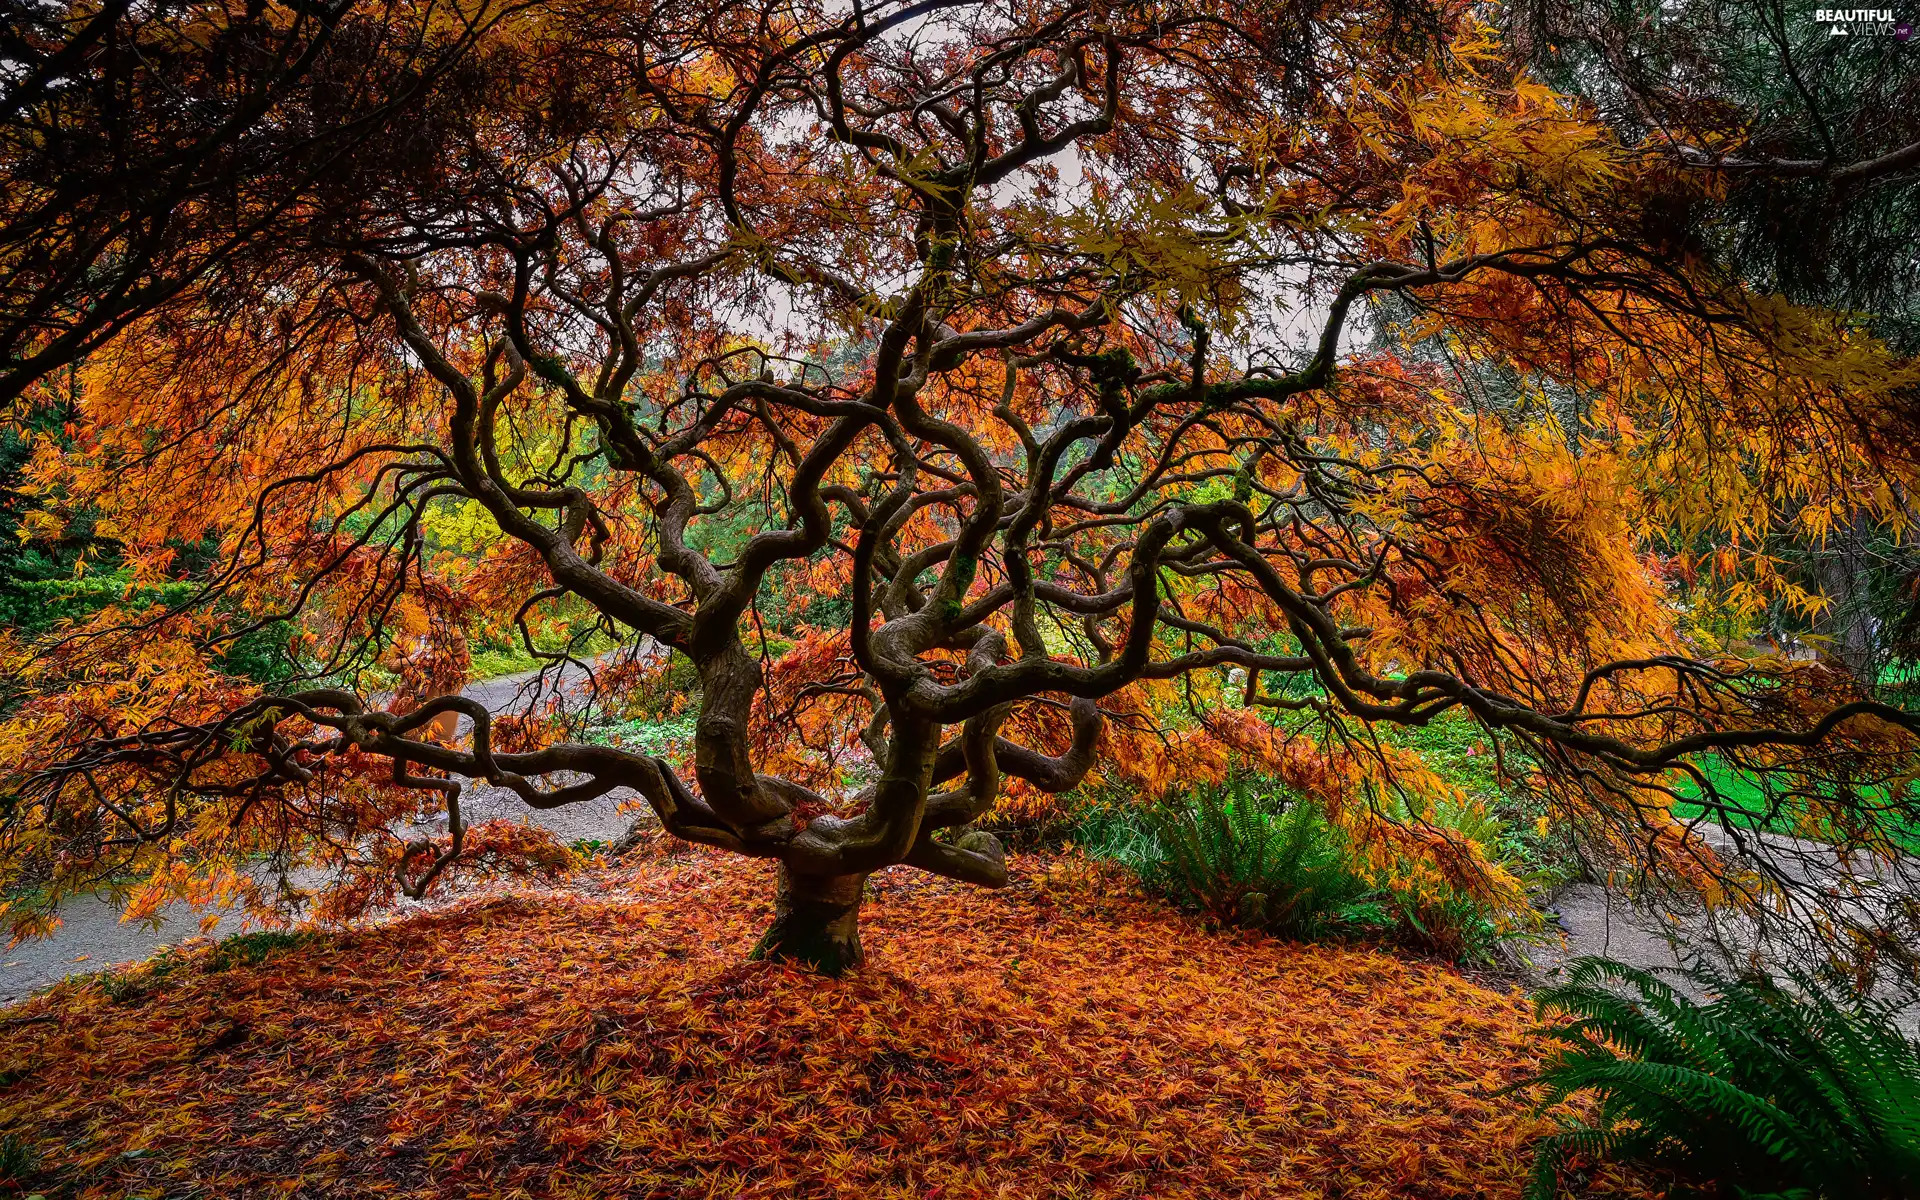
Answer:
[4,0,1918,974]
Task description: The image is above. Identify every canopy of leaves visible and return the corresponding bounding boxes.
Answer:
[1,0,1917,976]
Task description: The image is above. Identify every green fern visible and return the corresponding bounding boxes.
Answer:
[1086,774,1379,938]
[1519,956,1920,1200]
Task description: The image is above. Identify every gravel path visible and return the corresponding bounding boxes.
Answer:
[2,661,642,1005]
[1519,824,1919,1033]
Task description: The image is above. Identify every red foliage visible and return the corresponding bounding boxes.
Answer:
[0,852,1649,1199]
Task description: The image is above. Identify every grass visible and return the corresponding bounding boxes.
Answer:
[0,1132,36,1185]
[1667,756,1770,828]
[1668,756,1920,856]
[0,849,1654,1200]
[467,626,629,682]
[467,644,548,680]
[204,930,319,971]
[1249,698,1920,864]
[94,930,324,1005]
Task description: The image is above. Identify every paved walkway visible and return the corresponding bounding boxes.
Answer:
[2,661,642,1005]
[1519,824,1919,1033]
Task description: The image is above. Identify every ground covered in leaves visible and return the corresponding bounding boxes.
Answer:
[0,850,1645,1199]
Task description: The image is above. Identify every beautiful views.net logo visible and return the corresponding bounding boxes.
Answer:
[1812,7,1914,36]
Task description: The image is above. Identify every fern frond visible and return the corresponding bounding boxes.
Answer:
[1520,955,1920,1199]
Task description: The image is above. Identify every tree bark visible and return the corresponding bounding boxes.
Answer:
[750,865,866,975]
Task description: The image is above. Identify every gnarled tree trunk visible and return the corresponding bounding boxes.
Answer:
[751,866,867,975]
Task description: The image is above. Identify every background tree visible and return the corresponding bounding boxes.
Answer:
[1512,0,1920,686]
[1511,0,1920,348]
[3,0,1918,975]
[0,0,515,411]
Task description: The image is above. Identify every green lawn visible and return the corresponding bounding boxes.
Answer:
[1669,755,1920,855]
[1261,700,1920,862]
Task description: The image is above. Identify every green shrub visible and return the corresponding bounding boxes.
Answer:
[0,1132,37,1183]
[1078,775,1383,939]
[0,573,197,637]
[97,952,185,1004]
[1520,956,1920,1200]
[1377,793,1546,965]
[1080,774,1544,962]
[587,709,697,757]
[1387,890,1512,965]
[215,618,300,683]
[92,931,320,1005]
[1329,708,1580,893]
[204,930,316,972]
